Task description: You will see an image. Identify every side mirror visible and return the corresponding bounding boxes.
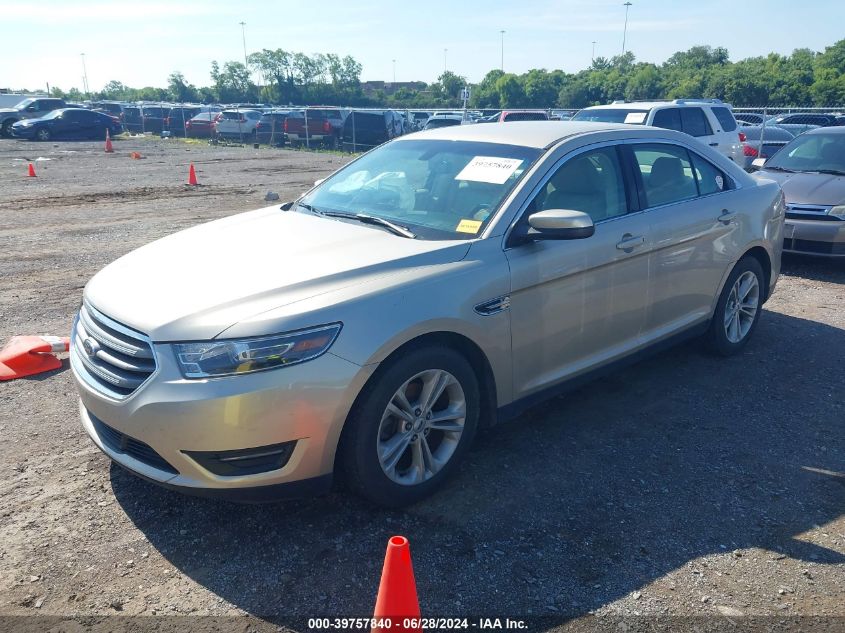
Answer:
[280,201,294,211]
[314,178,326,187]
[526,209,595,240]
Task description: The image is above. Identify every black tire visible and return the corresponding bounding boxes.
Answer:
[1,119,15,138]
[705,256,765,356]
[35,127,51,142]
[339,346,480,507]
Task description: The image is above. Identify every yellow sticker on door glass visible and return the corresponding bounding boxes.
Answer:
[456,218,482,234]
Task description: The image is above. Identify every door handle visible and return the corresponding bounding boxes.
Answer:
[709,142,719,146]
[718,209,736,224]
[616,234,645,251]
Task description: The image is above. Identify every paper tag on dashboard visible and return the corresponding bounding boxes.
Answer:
[624,112,647,124]
[455,156,523,184]
[455,219,482,234]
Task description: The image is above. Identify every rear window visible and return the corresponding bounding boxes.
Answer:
[503,112,548,122]
[711,107,737,132]
[221,111,244,120]
[143,107,167,117]
[572,108,650,124]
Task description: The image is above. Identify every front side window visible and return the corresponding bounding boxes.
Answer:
[300,139,541,240]
[633,144,698,207]
[680,108,712,137]
[690,153,730,195]
[530,147,628,222]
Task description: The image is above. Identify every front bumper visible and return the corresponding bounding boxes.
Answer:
[73,338,375,499]
[784,218,845,257]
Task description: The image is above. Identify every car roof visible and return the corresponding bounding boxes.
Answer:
[804,126,845,135]
[583,101,728,111]
[401,120,635,149]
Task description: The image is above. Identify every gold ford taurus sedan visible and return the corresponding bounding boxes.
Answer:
[72,122,785,506]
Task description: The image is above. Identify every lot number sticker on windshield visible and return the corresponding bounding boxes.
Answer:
[455,218,483,234]
[624,112,647,124]
[455,156,523,184]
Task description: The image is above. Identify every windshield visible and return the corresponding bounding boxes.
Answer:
[13,98,35,109]
[765,132,845,173]
[572,108,650,124]
[299,139,541,240]
[41,110,63,120]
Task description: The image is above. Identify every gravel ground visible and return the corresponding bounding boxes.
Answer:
[0,137,843,632]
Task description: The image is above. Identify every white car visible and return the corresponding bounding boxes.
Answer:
[214,109,263,139]
[573,99,744,164]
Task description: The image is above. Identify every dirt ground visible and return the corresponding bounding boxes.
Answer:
[0,137,843,632]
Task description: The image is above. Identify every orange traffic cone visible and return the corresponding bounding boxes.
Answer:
[27,163,36,177]
[104,129,114,153]
[0,336,70,381]
[188,163,198,186]
[372,536,421,631]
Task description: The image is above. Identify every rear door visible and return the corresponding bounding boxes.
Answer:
[627,142,740,340]
[506,143,652,399]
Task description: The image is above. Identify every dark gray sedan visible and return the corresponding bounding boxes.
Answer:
[753,127,845,257]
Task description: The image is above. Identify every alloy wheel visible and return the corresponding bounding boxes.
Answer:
[723,270,759,343]
[376,369,466,486]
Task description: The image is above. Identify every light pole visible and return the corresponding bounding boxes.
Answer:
[239,21,248,67]
[444,48,448,73]
[592,41,597,62]
[622,2,632,54]
[392,59,396,83]
[80,53,89,97]
[500,30,505,72]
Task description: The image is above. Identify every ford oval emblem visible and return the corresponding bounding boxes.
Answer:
[82,338,100,358]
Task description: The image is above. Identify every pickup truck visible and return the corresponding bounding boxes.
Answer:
[283,108,348,148]
[0,97,68,136]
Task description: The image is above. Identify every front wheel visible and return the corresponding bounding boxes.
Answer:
[1,120,15,137]
[35,127,51,142]
[339,346,480,507]
[705,256,764,356]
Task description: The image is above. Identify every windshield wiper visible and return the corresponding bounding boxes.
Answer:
[763,165,794,173]
[320,211,417,239]
[812,169,845,177]
[296,202,323,215]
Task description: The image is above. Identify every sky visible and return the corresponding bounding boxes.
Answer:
[2,0,844,93]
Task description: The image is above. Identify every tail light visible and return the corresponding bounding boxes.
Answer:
[743,145,758,157]
[165,117,171,125]
[186,120,192,129]
[322,120,332,134]
[738,131,746,142]
[284,119,289,132]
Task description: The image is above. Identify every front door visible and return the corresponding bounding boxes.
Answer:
[506,144,652,400]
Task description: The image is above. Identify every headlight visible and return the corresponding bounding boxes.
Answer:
[830,205,845,219]
[173,324,341,379]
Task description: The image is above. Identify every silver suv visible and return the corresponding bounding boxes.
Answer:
[573,99,744,164]
[72,122,784,506]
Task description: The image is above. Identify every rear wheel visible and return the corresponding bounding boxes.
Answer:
[705,256,764,356]
[340,346,480,507]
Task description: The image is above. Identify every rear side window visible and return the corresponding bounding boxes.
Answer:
[632,144,698,207]
[690,153,730,195]
[680,108,712,137]
[652,108,683,132]
[711,107,737,132]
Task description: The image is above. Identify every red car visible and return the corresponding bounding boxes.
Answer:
[185,112,221,138]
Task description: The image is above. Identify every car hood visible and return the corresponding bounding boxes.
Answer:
[757,169,845,206]
[85,206,471,341]
[0,108,21,115]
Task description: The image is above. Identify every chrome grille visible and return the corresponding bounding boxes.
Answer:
[71,303,156,399]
